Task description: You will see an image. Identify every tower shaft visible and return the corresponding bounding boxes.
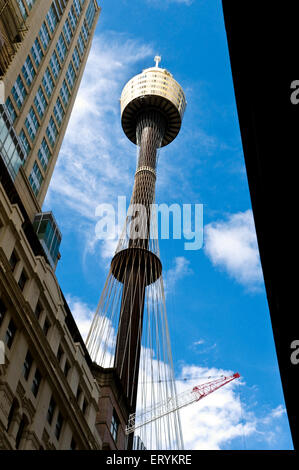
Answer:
[114,111,165,413]
[130,110,165,247]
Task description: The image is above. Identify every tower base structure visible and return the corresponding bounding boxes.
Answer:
[92,364,131,450]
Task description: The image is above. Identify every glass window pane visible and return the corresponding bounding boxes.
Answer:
[22,56,35,87]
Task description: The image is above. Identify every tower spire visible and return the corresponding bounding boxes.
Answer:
[154,55,161,67]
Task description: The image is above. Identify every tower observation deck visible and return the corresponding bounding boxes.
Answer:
[120,55,186,147]
[86,58,186,450]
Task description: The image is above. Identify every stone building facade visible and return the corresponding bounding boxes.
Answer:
[0,0,110,451]
[0,157,102,449]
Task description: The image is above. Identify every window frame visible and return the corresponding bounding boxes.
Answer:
[5,319,17,349]
[23,350,33,381]
[31,367,42,397]
[110,409,120,442]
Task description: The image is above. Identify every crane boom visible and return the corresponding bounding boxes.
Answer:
[125,372,240,435]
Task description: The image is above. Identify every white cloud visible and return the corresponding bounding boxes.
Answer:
[204,210,263,290]
[190,339,217,356]
[164,256,193,296]
[147,0,194,6]
[261,404,286,425]
[66,294,117,367]
[65,294,94,341]
[270,405,286,419]
[170,0,193,4]
[192,339,205,346]
[176,365,287,450]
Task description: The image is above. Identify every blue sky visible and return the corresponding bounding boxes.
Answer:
[44,0,293,450]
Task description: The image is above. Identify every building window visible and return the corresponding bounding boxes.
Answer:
[31,38,44,68]
[9,250,19,271]
[34,86,47,119]
[5,97,17,123]
[63,359,71,378]
[63,19,72,45]
[49,51,61,80]
[0,298,7,327]
[29,161,43,196]
[55,412,63,440]
[76,385,82,401]
[70,437,77,450]
[68,6,77,30]
[110,410,119,442]
[81,22,88,42]
[38,138,51,170]
[25,0,37,11]
[47,396,56,424]
[34,301,43,319]
[52,0,62,20]
[85,0,96,30]
[19,130,31,158]
[32,212,61,268]
[77,33,84,56]
[46,117,58,147]
[46,5,58,34]
[57,345,63,363]
[60,80,70,107]
[22,56,35,87]
[0,115,25,178]
[39,22,50,50]
[18,269,28,291]
[82,398,88,415]
[31,368,42,397]
[43,317,51,336]
[23,350,33,380]
[66,63,75,90]
[56,34,67,63]
[1,134,19,176]
[11,75,27,109]
[25,107,40,142]
[73,0,82,17]
[5,319,17,349]
[72,47,80,71]
[16,0,28,19]
[53,97,64,127]
[42,68,54,98]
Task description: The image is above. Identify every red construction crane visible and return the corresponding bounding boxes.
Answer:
[125,372,240,435]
